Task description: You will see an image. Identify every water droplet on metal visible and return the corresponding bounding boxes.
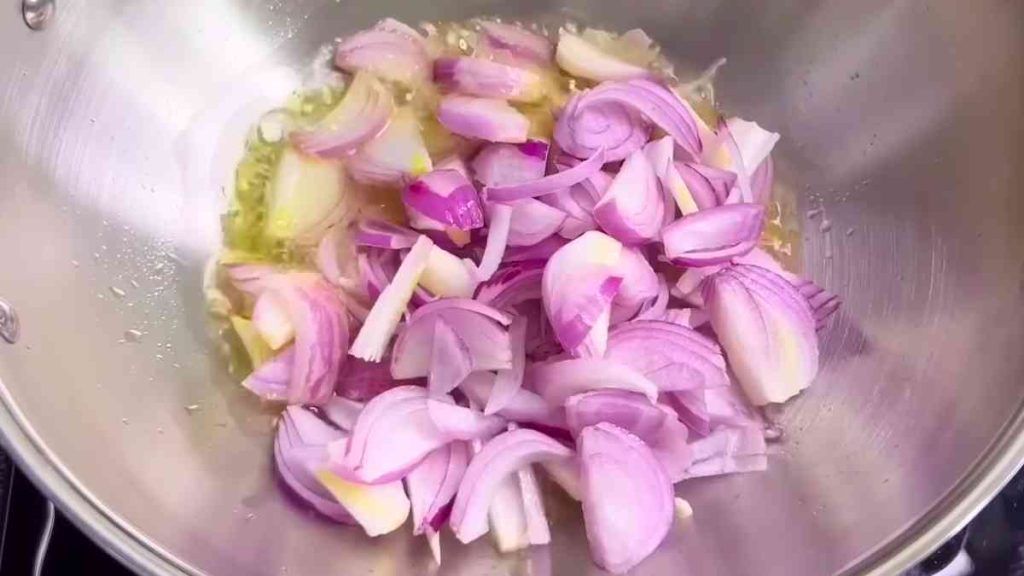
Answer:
[121,417,130,425]
[71,260,80,267]
[818,218,833,233]
[764,425,785,442]
[0,299,20,344]
[124,329,143,343]
[184,404,201,414]
[806,208,822,219]
[109,286,126,298]
[22,0,54,30]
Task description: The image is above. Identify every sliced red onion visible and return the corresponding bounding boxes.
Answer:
[475,203,513,281]
[506,199,566,247]
[517,465,551,545]
[403,169,485,232]
[541,457,582,500]
[251,291,294,350]
[460,372,567,429]
[682,426,767,479]
[647,413,694,482]
[243,347,295,405]
[274,407,354,523]
[704,117,780,204]
[593,148,664,244]
[243,274,349,405]
[316,226,361,290]
[355,219,418,250]
[356,249,398,301]
[555,31,652,82]
[636,275,670,321]
[426,398,507,440]
[349,107,433,186]
[795,278,842,329]
[428,318,473,396]
[528,359,659,405]
[478,21,553,66]
[449,428,573,544]
[561,80,702,161]
[320,396,364,432]
[659,307,709,329]
[335,19,429,86]
[542,232,624,356]
[489,471,530,552]
[677,161,737,209]
[504,237,568,264]
[662,203,766,266]
[666,383,762,437]
[471,140,549,187]
[565,391,666,439]
[474,260,544,311]
[486,148,607,203]
[420,244,479,299]
[350,235,434,362]
[336,355,408,402]
[292,72,393,158]
[438,96,530,143]
[391,299,513,379]
[334,386,443,482]
[578,423,673,574]
[434,57,545,103]
[613,247,660,316]
[406,442,470,534]
[605,320,728,393]
[487,316,528,415]
[704,265,818,405]
[749,155,774,206]
[554,93,651,162]
[313,454,412,536]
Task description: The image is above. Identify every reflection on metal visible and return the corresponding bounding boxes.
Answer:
[0,298,18,344]
[22,0,54,31]
[32,502,54,576]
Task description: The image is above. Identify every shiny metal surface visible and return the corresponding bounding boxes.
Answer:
[0,1,1022,575]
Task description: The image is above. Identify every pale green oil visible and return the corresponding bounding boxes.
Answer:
[221,85,347,263]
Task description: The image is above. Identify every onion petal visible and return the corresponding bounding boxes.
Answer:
[428,318,474,396]
[662,203,766,266]
[487,315,528,415]
[478,21,554,66]
[349,107,433,185]
[528,359,659,405]
[555,31,652,82]
[406,442,470,534]
[578,423,674,574]
[703,265,819,405]
[292,72,394,158]
[593,148,665,244]
[542,231,624,357]
[486,148,607,203]
[434,57,545,103]
[682,426,767,479]
[605,319,729,393]
[391,299,513,379]
[350,235,434,362]
[438,96,531,143]
[449,428,573,544]
[335,20,430,86]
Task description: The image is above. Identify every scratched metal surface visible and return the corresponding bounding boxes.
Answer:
[0,1,1023,575]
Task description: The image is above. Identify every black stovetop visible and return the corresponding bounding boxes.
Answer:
[0,450,1021,576]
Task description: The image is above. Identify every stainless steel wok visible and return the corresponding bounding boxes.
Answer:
[1,1,1023,574]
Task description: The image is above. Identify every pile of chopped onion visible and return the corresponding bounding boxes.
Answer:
[219,17,840,575]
